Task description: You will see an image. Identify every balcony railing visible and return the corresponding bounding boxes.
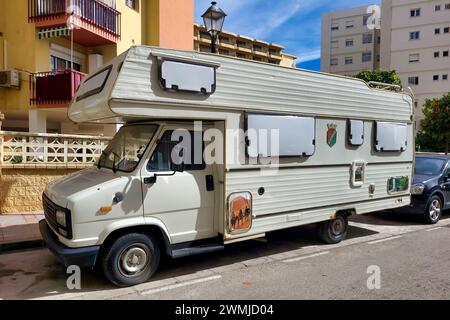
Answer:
[30,69,86,107]
[0,131,111,169]
[28,0,121,41]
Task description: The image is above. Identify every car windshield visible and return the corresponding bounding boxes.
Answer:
[414,157,446,176]
[98,124,158,173]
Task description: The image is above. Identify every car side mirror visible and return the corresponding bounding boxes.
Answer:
[170,161,185,173]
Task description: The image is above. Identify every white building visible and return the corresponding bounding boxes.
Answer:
[321,5,381,75]
[381,0,450,129]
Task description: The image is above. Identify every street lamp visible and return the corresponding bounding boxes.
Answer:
[202,1,227,54]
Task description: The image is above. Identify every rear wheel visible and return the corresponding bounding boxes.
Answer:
[102,233,160,287]
[318,214,348,244]
[423,195,442,225]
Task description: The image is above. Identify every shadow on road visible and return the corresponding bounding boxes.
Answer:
[156,223,379,280]
[0,221,379,300]
[351,211,450,227]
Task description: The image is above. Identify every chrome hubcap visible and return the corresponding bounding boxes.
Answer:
[429,199,441,221]
[331,218,345,236]
[119,245,150,277]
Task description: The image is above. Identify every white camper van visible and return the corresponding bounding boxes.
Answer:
[40,46,415,287]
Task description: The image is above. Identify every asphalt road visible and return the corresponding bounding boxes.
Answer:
[1,212,450,300]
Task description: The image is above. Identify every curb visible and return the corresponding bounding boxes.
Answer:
[0,239,45,254]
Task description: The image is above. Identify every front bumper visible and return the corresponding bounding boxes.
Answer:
[39,220,100,268]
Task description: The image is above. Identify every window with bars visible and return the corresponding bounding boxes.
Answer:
[408,76,419,85]
[362,34,373,44]
[362,52,372,62]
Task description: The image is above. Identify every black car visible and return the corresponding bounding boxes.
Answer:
[397,154,450,224]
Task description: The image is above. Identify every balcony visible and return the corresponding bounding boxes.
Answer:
[30,69,86,108]
[0,130,111,169]
[28,0,121,46]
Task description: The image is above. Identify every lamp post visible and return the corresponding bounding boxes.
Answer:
[202,1,227,54]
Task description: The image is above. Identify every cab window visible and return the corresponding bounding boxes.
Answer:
[147,130,206,172]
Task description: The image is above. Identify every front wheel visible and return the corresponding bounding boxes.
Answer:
[423,195,442,225]
[318,214,348,244]
[102,233,160,287]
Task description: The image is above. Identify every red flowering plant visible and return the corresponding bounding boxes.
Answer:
[420,93,450,154]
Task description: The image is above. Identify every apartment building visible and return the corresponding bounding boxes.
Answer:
[381,0,450,128]
[321,5,381,75]
[0,0,194,135]
[194,24,298,68]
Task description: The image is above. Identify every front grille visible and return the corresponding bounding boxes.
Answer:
[42,193,72,239]
[43,194,58,231]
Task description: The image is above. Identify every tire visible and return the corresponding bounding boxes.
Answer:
[423,195,442,225]
[318,214,348,244]
[102,233,160,287]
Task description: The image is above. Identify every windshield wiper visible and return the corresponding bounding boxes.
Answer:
[111,151,122,174]
[97,150,107,170]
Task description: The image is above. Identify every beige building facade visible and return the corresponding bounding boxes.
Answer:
[194,24,298,68]
[381,0,450,129]
[321,5,381,75]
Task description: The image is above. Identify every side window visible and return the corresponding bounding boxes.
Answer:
[348,120,364,146]
[147,131,206,172]
[375,122,408,152]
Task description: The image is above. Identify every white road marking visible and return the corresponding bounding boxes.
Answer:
[140,275,222,296]
[426,227,443,232]
[283,251,330,263]
[368,235,402,245]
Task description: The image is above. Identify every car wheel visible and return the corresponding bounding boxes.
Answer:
[423,195,442,225]
[102,233,160,287]
[318,214,348,244]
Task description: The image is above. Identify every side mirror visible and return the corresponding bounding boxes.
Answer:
[170,161,185,173]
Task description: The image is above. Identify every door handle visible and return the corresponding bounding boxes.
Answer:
[206,175,214,192]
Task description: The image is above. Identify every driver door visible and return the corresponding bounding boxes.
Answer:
[140,126,216,244]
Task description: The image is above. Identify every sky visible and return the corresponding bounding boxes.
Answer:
[195,0,381,71]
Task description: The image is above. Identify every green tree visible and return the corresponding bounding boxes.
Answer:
[354,70,402,86]
[415,130,445,153]
[420,93,450,154]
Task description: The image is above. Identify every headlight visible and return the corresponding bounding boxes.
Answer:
[56,210,67,228]
[411,184,425,195]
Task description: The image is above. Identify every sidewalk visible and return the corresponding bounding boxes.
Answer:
[0,213,44,251]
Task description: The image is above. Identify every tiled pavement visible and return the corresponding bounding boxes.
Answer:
[0,213,44,247]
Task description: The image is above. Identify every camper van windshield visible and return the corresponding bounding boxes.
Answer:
[98,124,158,173]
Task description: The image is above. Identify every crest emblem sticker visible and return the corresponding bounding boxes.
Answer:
[327,124,337,147]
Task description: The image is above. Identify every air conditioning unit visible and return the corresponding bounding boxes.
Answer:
[0,69,21,88]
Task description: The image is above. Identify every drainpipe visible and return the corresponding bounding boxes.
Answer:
[0,112,4,175]
[3,40,7,70]
[1,39,7,70]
